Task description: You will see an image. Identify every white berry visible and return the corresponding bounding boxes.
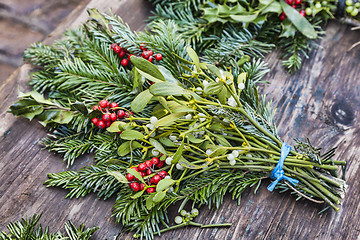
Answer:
[150,116,158,124]
[185,114,192,120]
[238,82,245,90]
[165,157,173,165]
[175,216,183,224]
[198,113,206,122]
[227,154,235,161]
[152,149,160,156]
[203,80,209,87]
[229,159,236,166]
[176,163,184,170]
[232,150,239,158]
[206,149,213,155]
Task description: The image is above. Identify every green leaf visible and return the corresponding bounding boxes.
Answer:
[131,190,145,199]
[261,0,282,14]
[107,171,129,183]
[159,137,177,147]
[280,0,317,39]
[172,139,184,163]
[118,141,143,156]
[130,67,143,92]
[19,91,54,105]
[172,52,194,65]
[186,134,206,144]
[280,19,297,38]
[156,179,175,192]
[154,112,186,127]
[237,55,250,66]
[53,111,73,124]
[121,130,144,140]
[152,191,166,203]
[70,101,88,115]
[150,82,189,96]
[158,66,178,83]
[146,193,156,210]
[206,64,222,78]
[178,157,211,169]
[149,138,166,154]
[229,14,259,23]
[131,89,153,113]
[107,121,123,132]
[186,46,200,70]
[204,81,224,95]
[130,56,166,82]
[127,168,145,184]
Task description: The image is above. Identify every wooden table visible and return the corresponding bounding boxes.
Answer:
[0,0,359,239]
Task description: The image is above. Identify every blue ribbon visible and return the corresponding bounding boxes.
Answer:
[267,143,299,192]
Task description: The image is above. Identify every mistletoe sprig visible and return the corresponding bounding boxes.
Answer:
[8,10,346,240]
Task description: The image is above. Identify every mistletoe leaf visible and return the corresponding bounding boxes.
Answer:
[280,0,317,39]
[152,191,166,203]
[204,81,224,95]
[107,171,129,183]
[149,138,166,154]
[131,190,145,199]
[121,130,144,140]
[131,89,153,113]
[154,112,186,127]
[178,157,210,169]
[131,56,166,82]
[146,193,156,210]
[156,179,175,192]
[150,82,189,96]
[186,46,200,70]
[172,139,185,163]
[127,168,145,184]
[118,141,143,156]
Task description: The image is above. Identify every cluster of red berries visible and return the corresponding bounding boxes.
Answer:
[111,43,131,67]
[127,157,167,193]
[110,43,163,67]
[91,99,133,129]
[280,0,306,20]
[139,44,162,63]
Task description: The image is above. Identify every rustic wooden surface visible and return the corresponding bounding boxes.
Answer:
[0,0,359,239]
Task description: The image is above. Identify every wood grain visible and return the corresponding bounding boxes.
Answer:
[1,1,359,239]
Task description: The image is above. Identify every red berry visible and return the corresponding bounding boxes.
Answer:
[286,0,293,4]
[102,114,110,122]
[145,160,153,168]
[124,112,130,118]
[131,167,139,172]
[142,51,149,59]
[159,170,167,179]
[295,0,301,4]
[152,175,161,184]
[140,183,145,190]
[111,43,118,49]
[147,169,152,175]
[92,105,101,111]
[99,100,109,108]
[151,157,160,165]
[91,118,99,125]
[131,182,140,192]
[138,163,147,171]
[110,113,117,121]
[117,110,125,118]
[97,120,105,129]
[110,102,118,109]
[126,173,134,181]
[140,171,146,178]
[148,56,154,63]
[140,44,147,51]
[147,50,153,56]
[121,58,129,67]
[146,187,155,194]
[105,121,111,127]
[292,4,297,8]
[299,9,306,16]
[118,50,126,58]
[280,15,285,20]
[154,54,162,61]
[113,45,121,54]
[156,161,164,168]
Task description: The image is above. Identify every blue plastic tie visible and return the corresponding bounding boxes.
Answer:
[267,143,299,192]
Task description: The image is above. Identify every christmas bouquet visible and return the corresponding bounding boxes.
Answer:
[148,0,360,72]
[8,10,347,240]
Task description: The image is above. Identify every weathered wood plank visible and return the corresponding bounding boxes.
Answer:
[0,1,359,239]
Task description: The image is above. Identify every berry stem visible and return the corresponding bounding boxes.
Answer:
[189,221,232,228]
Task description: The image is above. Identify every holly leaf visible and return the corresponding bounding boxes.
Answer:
[280,19,297,38]
[70,101,88,115]
[280,0,317,39]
